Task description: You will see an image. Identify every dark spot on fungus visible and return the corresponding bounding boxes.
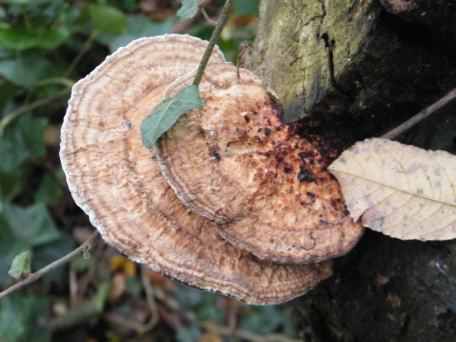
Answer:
[209,146,221,161]
[284,164,293,174]
[298,167,315,182]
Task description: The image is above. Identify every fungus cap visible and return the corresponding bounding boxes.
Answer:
[157,63,364,264]
[60,35,332,305]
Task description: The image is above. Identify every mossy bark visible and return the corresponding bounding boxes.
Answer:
[252,1,456,341]
[250,0,455,126]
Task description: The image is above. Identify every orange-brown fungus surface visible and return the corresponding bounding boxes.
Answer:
[60,35,333,305]
[158,64,364,264]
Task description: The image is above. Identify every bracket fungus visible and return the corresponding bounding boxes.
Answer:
[157,64,363,264]
[60,35,334,305]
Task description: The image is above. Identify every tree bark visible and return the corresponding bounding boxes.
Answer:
[251,1,456,341]
[250,0,455,128]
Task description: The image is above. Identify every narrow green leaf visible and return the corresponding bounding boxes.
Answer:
[177,0,199,19]
[141,85,203,148]
[88,4,127,34]
[8,250,32,280]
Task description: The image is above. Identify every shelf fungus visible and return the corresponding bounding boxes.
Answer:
[60,35,334,305]
[157,64,364,264]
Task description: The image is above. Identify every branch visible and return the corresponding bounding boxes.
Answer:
[192,0,232,86]
[382,88,456,140]
[0,232,99,300]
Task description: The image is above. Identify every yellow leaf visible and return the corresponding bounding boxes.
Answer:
[329,138,456,240]
[110,255,136,277]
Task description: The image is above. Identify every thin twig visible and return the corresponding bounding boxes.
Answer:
[0,89,70,135]
[192,0,232,86]
[201,7,217,26]
[140,266,160,331]
[382,88,456,140]
[65,32,97,77]
[0,232,99,300]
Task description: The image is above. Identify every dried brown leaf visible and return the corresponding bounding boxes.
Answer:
[329,138,456,240]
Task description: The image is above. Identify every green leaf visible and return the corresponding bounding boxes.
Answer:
[33,234,74,286]
[0,294,50,342]
[0,56,52,87]
[0,169,25,200]
[176,326,201,342]
[233,0,259,16]
[141,85,203,148]
[8,250,32,279]
[2,203,61,246]
[34,173,64,205]
[177,0,199,19]
[239,306,285,334]
[0,115,48,173]
[97,15,173,52]
[88,4,127,34]
[3,0,31,4]
[0,203,61,284]
[0,24,70,50]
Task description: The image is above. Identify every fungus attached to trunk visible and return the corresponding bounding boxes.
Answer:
[157,63,364,264]
[60,35,332,305]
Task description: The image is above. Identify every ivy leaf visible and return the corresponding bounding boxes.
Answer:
[0,115,48,173]
[0,203,61,284]
[0,24,70,50]
[177,0,199,19]
[0,294,50,342]
[88,4,127,34]
[141,85,203,148]
[34,173,64,205]
[0,56,52,87]
[8,250,32,280]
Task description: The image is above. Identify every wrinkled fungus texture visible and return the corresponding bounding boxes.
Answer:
[60,34,332,305]
[158,64,364,264]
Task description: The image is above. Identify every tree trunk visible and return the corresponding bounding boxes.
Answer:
[250,0,455,129]
[251,1,456,341]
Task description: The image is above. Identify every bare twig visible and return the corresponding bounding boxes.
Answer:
[382,88,456,140]
[0,232,99,300]
[65,32,97,77]
[193,0,232,86]
[140,266,160,331]
[201,7,217,26]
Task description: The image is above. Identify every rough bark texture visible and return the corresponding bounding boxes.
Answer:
[251,0,456,341]
[250,0,456,126]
